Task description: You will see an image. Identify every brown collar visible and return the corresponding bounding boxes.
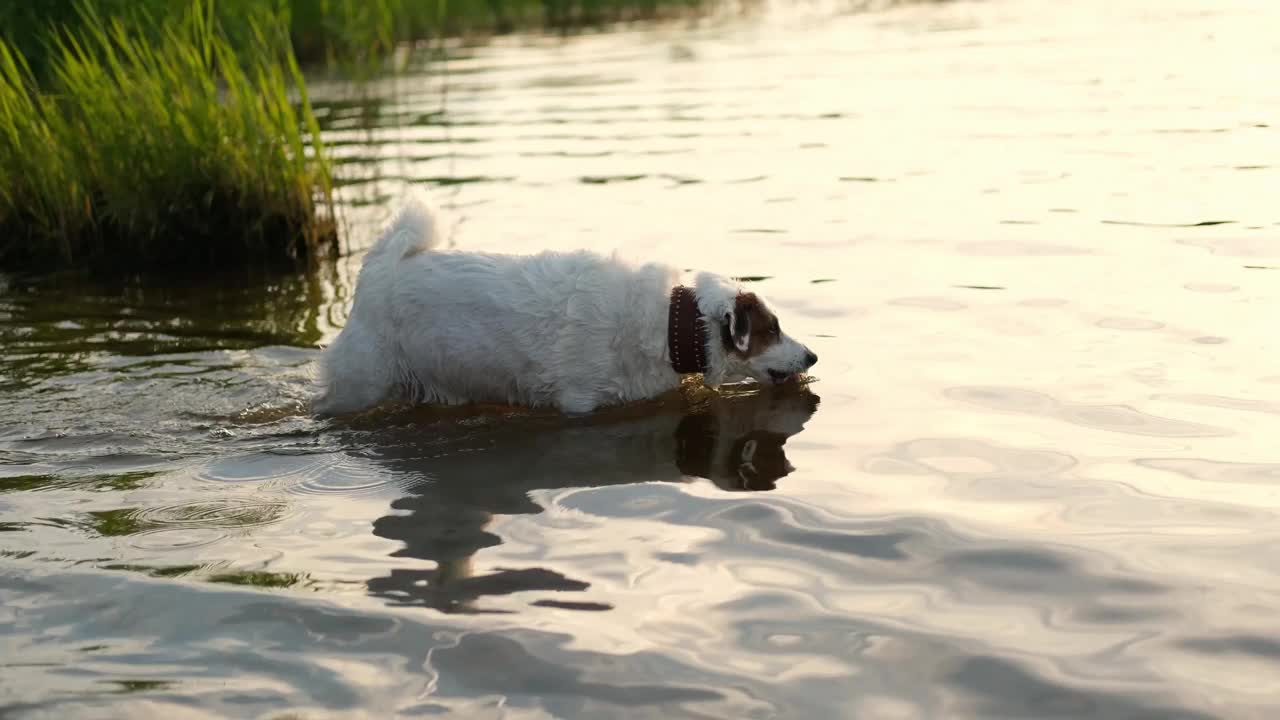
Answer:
[668,285,709,374]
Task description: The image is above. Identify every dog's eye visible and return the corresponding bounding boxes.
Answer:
[771,320,781,336]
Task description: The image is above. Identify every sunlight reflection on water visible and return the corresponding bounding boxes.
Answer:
[4,0,1280,716]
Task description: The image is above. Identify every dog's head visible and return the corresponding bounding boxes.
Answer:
[694,273,818,387]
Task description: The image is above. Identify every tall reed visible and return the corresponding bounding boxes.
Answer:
[0,1,335,269]
[0,0,716,271]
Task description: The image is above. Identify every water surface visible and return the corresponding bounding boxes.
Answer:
[5,0,1280,716]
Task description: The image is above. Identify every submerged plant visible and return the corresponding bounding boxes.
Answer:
[0,0,336,270]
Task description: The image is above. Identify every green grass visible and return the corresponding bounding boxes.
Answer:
[0,1,335,270]
[0,0,715,272]
[3,0,712,80]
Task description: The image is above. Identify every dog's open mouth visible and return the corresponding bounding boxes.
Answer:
[767,369,802,385]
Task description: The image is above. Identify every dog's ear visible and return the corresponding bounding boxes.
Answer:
[724,309,750,353]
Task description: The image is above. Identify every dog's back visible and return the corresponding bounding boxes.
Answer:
[314,199,680,416]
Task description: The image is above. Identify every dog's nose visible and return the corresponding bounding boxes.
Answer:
[804,349,818,368]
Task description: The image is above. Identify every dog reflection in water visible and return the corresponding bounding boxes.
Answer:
[362,385,820,613]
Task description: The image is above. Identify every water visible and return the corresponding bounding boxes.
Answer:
[4,0,1280,716]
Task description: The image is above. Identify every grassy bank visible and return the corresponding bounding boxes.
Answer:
[2,0,711,80]
[0,3,335,270]
[290,0,708,60]
[0,0,712,272]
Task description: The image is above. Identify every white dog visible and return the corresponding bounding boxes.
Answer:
[312,197,818,416]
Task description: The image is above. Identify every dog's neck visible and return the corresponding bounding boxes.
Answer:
[667,285,708,374]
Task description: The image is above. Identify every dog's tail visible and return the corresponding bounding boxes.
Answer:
[364,189,448,266]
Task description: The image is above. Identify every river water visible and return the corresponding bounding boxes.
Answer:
[4,0,1280,717]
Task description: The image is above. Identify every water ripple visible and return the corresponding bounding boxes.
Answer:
[946,386,1229,438]
[1135,458,1280,485]
[5,0,1280,716]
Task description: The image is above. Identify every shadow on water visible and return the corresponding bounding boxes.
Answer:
[347,386,821,613]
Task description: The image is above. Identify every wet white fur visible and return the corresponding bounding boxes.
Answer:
[313,195,814,416]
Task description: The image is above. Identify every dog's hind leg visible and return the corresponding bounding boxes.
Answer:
[312,322,399,416]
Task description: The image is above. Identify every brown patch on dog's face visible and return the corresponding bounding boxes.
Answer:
[722,292,782,358]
